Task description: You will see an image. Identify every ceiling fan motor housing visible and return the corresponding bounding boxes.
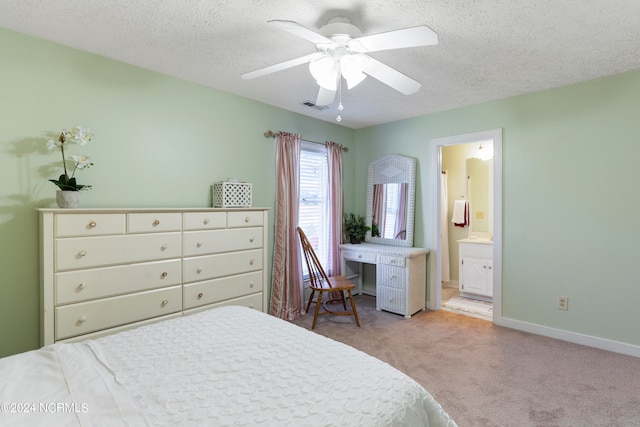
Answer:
[319,17,362,43]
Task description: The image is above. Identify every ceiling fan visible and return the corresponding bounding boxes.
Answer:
[241,17,438,108]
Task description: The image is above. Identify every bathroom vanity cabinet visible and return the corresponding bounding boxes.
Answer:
[458,238,493,300]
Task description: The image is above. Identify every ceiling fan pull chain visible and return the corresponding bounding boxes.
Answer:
[336,75,343,122]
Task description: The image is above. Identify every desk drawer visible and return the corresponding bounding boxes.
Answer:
[56,259,182,304]
[377,285,407,314]
[56,214,126,237]
[341,250,376,264]
[377,264,406,289]
[378,255,406,268]
[55,285,181,340]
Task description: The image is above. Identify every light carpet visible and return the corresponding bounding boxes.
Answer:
[290,295,640,426]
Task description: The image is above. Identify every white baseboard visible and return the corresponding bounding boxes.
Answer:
[495,316,640,358]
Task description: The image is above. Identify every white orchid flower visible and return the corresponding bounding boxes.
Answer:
[68,126,93,145]
[47,139,61,150]
[72,155,92,169]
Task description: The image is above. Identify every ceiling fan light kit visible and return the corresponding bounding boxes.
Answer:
[241,16,438,123]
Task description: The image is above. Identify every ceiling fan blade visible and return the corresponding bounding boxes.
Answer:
[362,56,422,95]
[349,25,438,53]
[268,20,334,45]
[241,52,323,79]
[315,86,336,106]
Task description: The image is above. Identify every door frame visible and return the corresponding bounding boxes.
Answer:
[428,129,503,323]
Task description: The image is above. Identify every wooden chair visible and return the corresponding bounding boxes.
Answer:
[297,227,361,329]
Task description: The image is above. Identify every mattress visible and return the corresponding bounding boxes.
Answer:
[0,306,456,426]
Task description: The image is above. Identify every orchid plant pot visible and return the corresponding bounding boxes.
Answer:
[56,190,80,208]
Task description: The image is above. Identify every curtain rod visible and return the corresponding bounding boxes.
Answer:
[263,130,348,152]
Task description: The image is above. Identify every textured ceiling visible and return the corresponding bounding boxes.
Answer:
[2,0,640,129]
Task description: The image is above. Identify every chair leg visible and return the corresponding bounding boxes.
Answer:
[306,290,315,313]
[348,290,361,327]
[311,290,323,329]
[340,290,347,310]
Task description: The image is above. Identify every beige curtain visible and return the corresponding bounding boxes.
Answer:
[270,132,304,320]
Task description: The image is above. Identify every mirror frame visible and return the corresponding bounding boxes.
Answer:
[365,154,417,247]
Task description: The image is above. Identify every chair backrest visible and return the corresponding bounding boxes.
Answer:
[297,227,333,290]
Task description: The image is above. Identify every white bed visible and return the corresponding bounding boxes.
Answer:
[0,306,456,426]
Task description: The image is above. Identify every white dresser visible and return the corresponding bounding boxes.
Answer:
[340,243,428,318]
[39,208,268,345]
[458,238,493,300]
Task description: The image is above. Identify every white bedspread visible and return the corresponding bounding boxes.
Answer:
[1,306,456,426]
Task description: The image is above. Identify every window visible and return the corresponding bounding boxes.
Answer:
[298,142,329,276]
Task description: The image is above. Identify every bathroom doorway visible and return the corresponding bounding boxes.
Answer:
[429,129,503,322]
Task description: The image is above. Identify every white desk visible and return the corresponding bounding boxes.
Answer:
[339,243,428,318]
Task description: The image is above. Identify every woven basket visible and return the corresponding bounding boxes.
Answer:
[212,182,252,208]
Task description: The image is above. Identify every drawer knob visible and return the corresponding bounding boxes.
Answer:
[161,244,168,251]
[358,255,362,259]
[78,315,87,323]
[196,268,202,274]
[89,221,96,228]
[196,242,202,248]
[249,304,254,309]
[204,218,210,225]
[161,272,168,278]
[77,283,85,290]
[161,299,168,307]
[153,219,160,226]
[245,216,250,223]
[249,258,255,265]
[78,250,87,257]
[249,281,254,288]
[389,297,393,302]
[197,292,204,299]
[249,237,255,242]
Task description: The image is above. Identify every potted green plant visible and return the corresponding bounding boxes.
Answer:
[344,213,371,244]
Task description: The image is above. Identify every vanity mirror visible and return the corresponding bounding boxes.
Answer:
[365,154,417,247]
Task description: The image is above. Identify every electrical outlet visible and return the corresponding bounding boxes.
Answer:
[558,296,569,311]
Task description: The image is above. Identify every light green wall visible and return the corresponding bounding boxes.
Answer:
[357,69,640,347]
[0,28,356,357]
[3,25,640,357]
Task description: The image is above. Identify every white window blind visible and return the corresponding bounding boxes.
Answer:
[298,142,329,277]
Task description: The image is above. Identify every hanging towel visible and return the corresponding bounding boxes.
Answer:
[452,199,469,227]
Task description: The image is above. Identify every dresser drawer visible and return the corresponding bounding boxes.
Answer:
[376,264,406,289]
[127,213,182,233]
[183,271,262,309]
[227,211,264,228]
[376,285,406,314]
[56,213,126,237]
[183,249,262,283]
[56,259,182,304]
[342,250,376,264]
[55,286,182,340]
[186,293,263,315]
[55,232,181,271]
[183,212,227,230]
[183,227,263,256]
